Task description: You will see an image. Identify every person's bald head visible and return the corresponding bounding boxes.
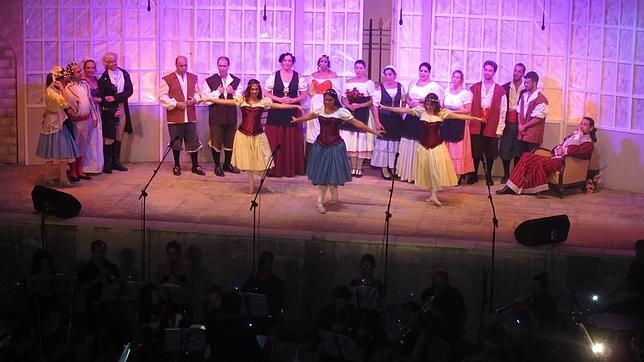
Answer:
[175,56,188,76]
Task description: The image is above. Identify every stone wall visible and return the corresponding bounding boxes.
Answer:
[0,41,17,164]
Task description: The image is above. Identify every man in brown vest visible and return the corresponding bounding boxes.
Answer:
[159,55,205,176]
[499,63,526,184]
[517,71,549,154]
[468,60,507,185]
[202,56,242,177]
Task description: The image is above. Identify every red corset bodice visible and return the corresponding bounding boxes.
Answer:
[418,121,443,149]
[312,79,333,94]
[238,107,265,136]
[316,116,344,147]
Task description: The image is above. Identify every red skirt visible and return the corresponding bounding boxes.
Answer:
[265,124,305,177]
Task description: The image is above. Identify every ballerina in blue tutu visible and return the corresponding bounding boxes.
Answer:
[292,89,385,214]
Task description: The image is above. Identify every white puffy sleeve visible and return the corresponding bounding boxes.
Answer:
[410,106,425,118]
[260,97,273,109]
[264,73,276,93]
[337,108,354,121]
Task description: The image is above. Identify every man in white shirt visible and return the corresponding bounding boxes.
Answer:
[202,56,242,177]
[159,56,205,176]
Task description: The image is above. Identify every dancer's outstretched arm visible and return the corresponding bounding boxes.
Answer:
[202,98,236,105]
[441,110,485,122]
[291,112,318,123]
[345,117,386,137]
[272,103,303,111]
[379,105,414,116]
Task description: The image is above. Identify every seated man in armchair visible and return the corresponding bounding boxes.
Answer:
[496,116,596,195]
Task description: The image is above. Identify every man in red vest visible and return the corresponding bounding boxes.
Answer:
[468,60,507,185]
[516,71,549,155]
[159,55,205,176]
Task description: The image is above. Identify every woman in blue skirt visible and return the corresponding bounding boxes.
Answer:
[36,66,80,187]
[292,89,385,214]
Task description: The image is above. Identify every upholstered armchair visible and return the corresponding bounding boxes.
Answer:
[533,148,591,198]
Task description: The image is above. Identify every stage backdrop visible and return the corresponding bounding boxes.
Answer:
[390,0,644,193]
[22,0,363,163]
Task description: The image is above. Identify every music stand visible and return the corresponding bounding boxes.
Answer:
[119,281,145,303]
[240,292,268,318]
[318,330,361,362]
[351,286,380,310]
[159,283,190,305]
[163,325,207,352]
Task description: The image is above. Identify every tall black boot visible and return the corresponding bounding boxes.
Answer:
[468,158,481,184]
[485,158,495,186]
[112,140,128,171]
[501,159,511,184]
[211,148,224,177]
[223,150,240,173]
[172,149,181,176]
[102,143,113,174]
[190,152,205,176]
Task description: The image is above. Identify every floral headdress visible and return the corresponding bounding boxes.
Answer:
[51,65,65,81]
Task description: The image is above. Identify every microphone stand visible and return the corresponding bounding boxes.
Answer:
[381,152,399,300]
[249,145,279,275]
[139,136,177,281]
[481,163,499,314]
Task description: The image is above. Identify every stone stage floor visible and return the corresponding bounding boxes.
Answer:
[0,162,642,256]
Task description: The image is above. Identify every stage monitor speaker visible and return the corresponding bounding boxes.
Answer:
[31,185,82,219]
[515,214,570,247]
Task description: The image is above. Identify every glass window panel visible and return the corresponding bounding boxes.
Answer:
[75,8,90,38]
[92,9,106,37]
[603,29,618,59]
[633,98,644,130]
[620,0,636,26]
[243,42,257,72]
[586,60,601,93]
[124,10,138,38]
[259,43,274,73]
[453,0,465,14]
[330,13,345,42]
[572,0,588,23]
[600,95,615,126]
[107,8,123,36]
[450,50,464,71]
[469,0,483,15]
[615,96,630,129]
[140,72,156,103]
[616,63,631,93]
[27,74,44,105]
[26,42,43,72]
[634,65,644,95]
[587,27,602,57]
[501,0,515,17]
[275,11,292,40]
[450,18,465,48]
[346,0,360,10]
[43,8,58,39]
[466,51,481,83]
[60,41,75,66]
[330,0,344,8]
[636,32,644,63]
[195,42,209,73]
[43,41,59,71]
[570,25,587,56]
[210,10,226,39]
[532,24,548,54]
[346,13,360,42]
[140,41,156,69]
[128,72,140,103]
[210,43,225,62]
[618,30,633,62]
[229,10,242,39]
[228,42,242,71]
[548,23,566,55]
[467,19,482,47]
[546,56,564,87]
[25,9,43,39]
[244,11,257,40]
[259,11,274,39]
[639,0,644,27]
[605,0,620,25]
[499,21,515,51]
[195,11,210,38]
[484,0,498,16]
[498,53,514,79]
[567,91,585,120]
[163,9,179,39]
[75,41,90,61]
[569,59,586,89]
[436,0,451,14]
[314,13,326,41]
[25,0,42,7]
[601,62,616,93]
[589,0,603,24]
[434,17,450,47]
[545,88,562,120]
[432,49,449,80]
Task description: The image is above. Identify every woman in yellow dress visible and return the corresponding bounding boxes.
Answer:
[381,93,483,206]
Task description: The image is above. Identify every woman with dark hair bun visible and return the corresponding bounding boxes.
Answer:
[381,93,482,206]
[496,117,597,195]
[263,52,308,177]
[341,60,377,177]
[398,62,445,183]
[204,79,302,193]
[292,89,384,214]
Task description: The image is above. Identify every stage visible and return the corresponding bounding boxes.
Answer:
[0,162,641,254]
[1,162,642,339]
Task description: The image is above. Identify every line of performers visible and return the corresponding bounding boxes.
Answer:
[35,52,597,214]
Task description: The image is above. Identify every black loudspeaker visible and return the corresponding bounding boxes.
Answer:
[31,185,82,219]
[515,214,570,247]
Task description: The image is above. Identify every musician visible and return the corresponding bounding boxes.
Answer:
[155,240,190,287]
[349,254,384,300]
[515,272,557,362]
[77,239,120,306]
[316,285,360,362]
[420,270,466,349]
[241,251,285,318]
